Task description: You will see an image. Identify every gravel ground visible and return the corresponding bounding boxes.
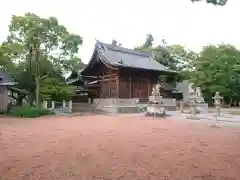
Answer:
[0,115,240,180]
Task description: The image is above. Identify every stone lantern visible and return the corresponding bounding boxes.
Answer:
[188,96,197,118]
[146,84,166,117]
[188,89,201,119]
[212,92,223,122]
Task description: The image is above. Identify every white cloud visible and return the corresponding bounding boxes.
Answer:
[0,0,239,63]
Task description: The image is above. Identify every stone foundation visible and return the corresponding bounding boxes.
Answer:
[146,104,167,117]
[92,98,140,114]
[72,98,177,114]
[72,103,94,113]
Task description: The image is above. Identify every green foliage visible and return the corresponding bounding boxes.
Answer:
[135,34,197,85]
[1,12,84,106]
[0,44,19,71]
[40,78,75,101]
[190,44,240,103]
[136,35,240,105]
[191,0,228,6]
[8,105,53,118]
[111,39,122,47]
[136,34,197,72]
[142,34,154,48]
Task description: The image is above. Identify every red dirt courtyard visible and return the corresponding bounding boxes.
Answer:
[0,115,240,180]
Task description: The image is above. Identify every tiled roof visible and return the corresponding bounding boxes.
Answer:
[95,40,176,73]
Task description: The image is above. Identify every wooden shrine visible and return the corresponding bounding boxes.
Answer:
[67,40,180,102]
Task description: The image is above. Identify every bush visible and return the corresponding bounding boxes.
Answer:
[8,105,54,118]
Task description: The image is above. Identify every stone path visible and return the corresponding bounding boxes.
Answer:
[167,111,240,127]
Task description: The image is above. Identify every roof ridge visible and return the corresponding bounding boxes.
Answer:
[96,40,152,57]
[92,40,176,73]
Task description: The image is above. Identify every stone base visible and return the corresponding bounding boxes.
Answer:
[145,111,167,117]
[146,105,167,117]
[149,96,163,102]
[185,116,201,120]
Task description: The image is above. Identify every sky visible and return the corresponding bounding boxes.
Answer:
[0,0,240,64]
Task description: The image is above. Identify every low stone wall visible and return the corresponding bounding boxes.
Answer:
[72,103,93,113]
[92,98,140,114]
[162,98,177,111]
[71,98,177,114]
[92,98,177,113]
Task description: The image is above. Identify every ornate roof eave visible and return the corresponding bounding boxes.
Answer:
[80,43,117,75]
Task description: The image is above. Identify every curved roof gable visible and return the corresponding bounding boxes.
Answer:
[82,40,177,74]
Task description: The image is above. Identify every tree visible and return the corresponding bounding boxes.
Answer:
[142,34,154,49]
[0,42,24,71]
[191,0,228,6]
[136,35,188,86]
[0,45,14,71]
[136,34,197,72]
[112,39,122,46]
[6,13,83,107]
[40,78,75,101]
[190,44,240,105]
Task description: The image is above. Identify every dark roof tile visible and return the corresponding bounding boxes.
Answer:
[96,41,176,73]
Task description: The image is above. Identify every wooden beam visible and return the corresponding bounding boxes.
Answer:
[99,73,117,79]
[98,78,116,82]
[131,77,149,81]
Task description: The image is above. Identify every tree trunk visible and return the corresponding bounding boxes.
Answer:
[16,96,23,106]
[35,76,40,108]
[35,46,40,108]
[28,93,34,106]
[28,46,34,106]
[230,98,233,107]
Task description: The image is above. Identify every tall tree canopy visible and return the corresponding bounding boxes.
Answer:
[136,34,197,72]
[191,0,228,6]
[2,13,84,106]
[111,39,122,46]
[190,44,240,104]
[142,34,154,49]
[135,34,197,84]
[135,34,240,106]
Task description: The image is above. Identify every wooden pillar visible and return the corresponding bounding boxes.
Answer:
[129,77,132,98]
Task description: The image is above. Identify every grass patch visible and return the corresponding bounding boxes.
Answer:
[7,105,54,118]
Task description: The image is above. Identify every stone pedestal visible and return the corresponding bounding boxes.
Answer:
[187,93,201,120]
[146,96,166,117]
[69,100,72,112]
[213,92,223,123]
[146,104,166,117]
[149,96,163,102]
[180,100,184,113]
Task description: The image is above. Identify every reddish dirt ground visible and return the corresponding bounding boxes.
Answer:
[0,115,240,180]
